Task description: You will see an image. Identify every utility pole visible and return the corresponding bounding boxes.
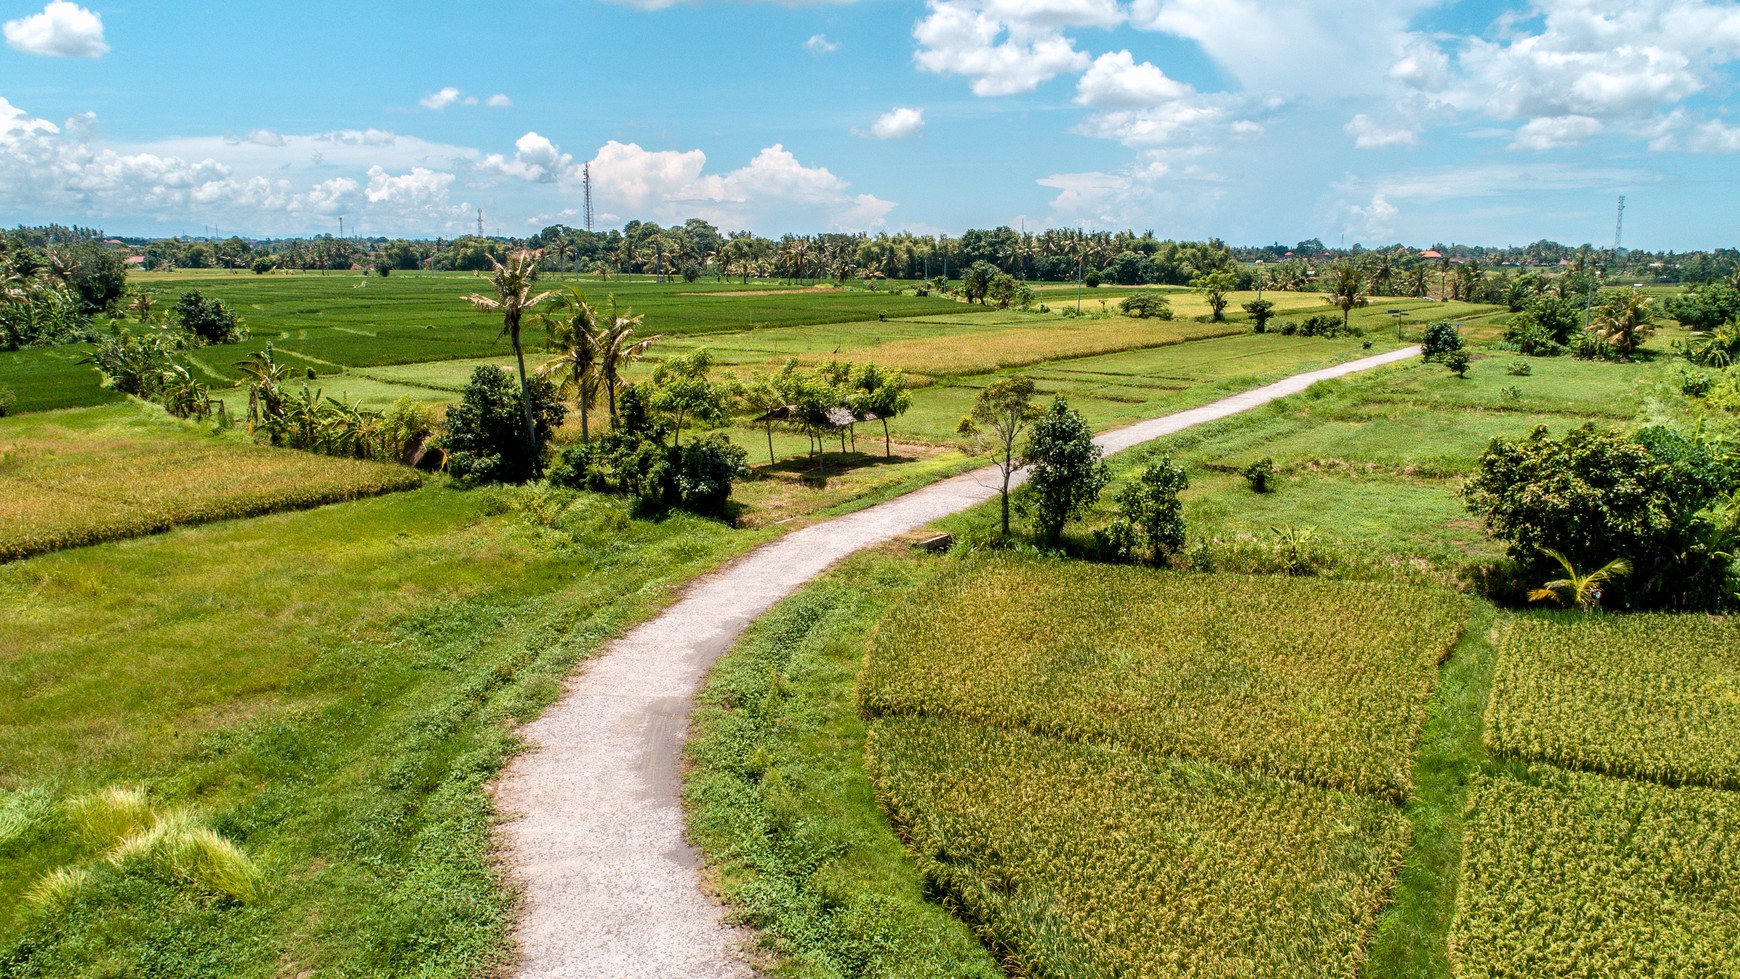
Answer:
[478,208,484,238]
[583,163,595,233]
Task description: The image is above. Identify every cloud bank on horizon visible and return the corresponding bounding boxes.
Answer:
[1,0,1737,247]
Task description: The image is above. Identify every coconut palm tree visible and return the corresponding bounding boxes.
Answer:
[597,298,661,423]
[469,249,556,469]
[1323,261,1371,329]
[536,287,602,443]
[1528,549,1631,612]
[1592,287,1656,360]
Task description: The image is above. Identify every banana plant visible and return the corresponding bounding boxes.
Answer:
[1527,548,1631,612]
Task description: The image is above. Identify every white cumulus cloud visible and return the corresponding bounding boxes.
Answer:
[1511,114,1604,150]
[1344,114,1420,149]
[419,87,463,111]
[1075,50,1193,108]
[4,1,107,58]
[913,0,1094,96]
[866,107,925,139]
[804,33,840,54]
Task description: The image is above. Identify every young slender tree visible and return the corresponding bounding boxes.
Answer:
[1323,261,1370,330]
[850,362,912,459]
[597,298,660,423]
[958,374,1041,538]
[469,249,556,471]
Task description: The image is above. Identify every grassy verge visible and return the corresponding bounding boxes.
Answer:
[1360,603,1503,979]
[0,484,765,977]
[684,551,1002,979]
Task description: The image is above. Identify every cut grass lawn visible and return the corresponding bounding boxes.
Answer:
[0,483,764,977]
[860,555,1467,801]
[1451,766,1740,978]
[0,403,422,561]
[868,715,1412,979]
[1486,612,1740,790]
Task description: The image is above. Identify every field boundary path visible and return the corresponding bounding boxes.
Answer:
[494,345,1420,979]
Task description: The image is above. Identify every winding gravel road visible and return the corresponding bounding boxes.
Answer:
[494,346,1419,978]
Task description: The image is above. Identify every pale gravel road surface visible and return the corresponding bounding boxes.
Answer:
[494,345,1420,979]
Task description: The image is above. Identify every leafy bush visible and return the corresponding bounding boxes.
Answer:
[442,365,565,485]
[1464,423,1739,609]
[1503,295,1581,355]
[1442,349,1471,377]
[1453,767,1740,978]
[1243,456,1275,492]
[172,291,246,345]
[1487,614,1740,790]
[0,280,95,350]
[868,717,1411,979]
[1421,322,1464,360]
[1505,359,1532,376]
[1297,313,1353,338]
[1241,298,1275,332]
[548,385,748,517]
[1114,456,1189,563]
[1675,363,1715,396]
[860,556,1467,800]
[1117,293,1173,319]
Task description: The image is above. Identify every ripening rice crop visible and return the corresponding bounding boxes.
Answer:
[0,409,421,561]
[860,556,1466,801]
[1486,614,1740,790]
[823,320,1242,377]
[1451,766,1740,978]
[867,717,1411,979]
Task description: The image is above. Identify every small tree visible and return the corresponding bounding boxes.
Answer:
[1322,261,1370,330]
[961,261,999,304]
[1117,457,1189,564]
[958,375,1041,538]
[1592,288,1655,361]
[535,287,602,443]
[1443,349,1471,377]
[1119,293,1173,319]
[1421,322,1464,361]
[850,362,912,459]
[173,291,246,345]
[1191,271,1237,321]
[648,348,729,448]
[1241,298,1275,333]
[1020,396,1109,545]
[443,366,566,485]
[468,250,556,473]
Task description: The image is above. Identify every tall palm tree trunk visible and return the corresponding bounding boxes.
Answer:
[509,318,541,474]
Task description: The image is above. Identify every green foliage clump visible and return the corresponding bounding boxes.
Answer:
[548,385,748,517]
[1018,396,1108,545]
[866,717,1410,979]
[0,279,94,350]
[1421,322,1464,361]
[442,365,566,484]
[1242,456,1275,493]
[1664,281,1740,332]
[860,556,1466,800]
[1242,298,1275,332]
[1487,614,1740,790]
[1503,294,1581,356]
[1442,349,1471,377]
[1453,767,1740,978]
[1104,456,1189,564]
[1464,423,1739,609]
[1505,359,1532,376]
[1117,292,1173,319]
[172,291,246,345]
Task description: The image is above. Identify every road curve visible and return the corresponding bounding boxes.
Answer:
[494,345,1420,978]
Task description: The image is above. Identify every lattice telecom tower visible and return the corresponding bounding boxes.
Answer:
[583,164,595,232]
[1613,195,1626,258]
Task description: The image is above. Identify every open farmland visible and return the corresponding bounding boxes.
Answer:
[1486,613,1740,790]
[1452,766,1740,978]
[868,717,1411,979]
[0,484,761,976]
[860,556,1466,800]
[0,404,421,561]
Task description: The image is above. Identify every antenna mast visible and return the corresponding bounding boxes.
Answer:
[583,164,595,233]
[477,208,484,238]
[1612,195,1625,261]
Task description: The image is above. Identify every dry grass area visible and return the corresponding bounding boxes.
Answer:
[0,405,421,561]
[818,319,1243,377]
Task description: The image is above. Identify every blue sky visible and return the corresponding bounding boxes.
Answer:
[2,0,1739,248]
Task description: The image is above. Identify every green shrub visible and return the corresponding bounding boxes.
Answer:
[172,291,246,345]
[1241,298,1275,333]
[1442,349,1471,377]
[1242,456,1275,493]
[1505,359,1532,376]
[548,385,748,518]
[1114,456,1189,563]
[1117,293,1172,319]
[1674,363,1715,396]
[441,366,566,485]
[1019,396,1108,545]
[1464,423,1738,610]
[1421,322,1464,360]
